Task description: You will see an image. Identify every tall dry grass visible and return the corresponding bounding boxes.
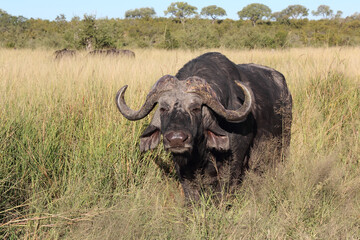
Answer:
[0,47,359,239]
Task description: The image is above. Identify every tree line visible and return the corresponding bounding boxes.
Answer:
[125,3,349,23]
[1,2,360,50]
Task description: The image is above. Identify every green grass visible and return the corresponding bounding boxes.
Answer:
[0,48,359,239]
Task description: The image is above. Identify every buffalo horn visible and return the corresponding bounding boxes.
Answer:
[186,78,253,123]
[115,75,176,120]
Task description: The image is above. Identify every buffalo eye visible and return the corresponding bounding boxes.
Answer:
[159,106,169,114]
[190,106,201,115]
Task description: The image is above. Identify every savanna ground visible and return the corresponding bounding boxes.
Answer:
[0,47,359,239]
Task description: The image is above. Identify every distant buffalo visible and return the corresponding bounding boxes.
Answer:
[54,48,76,60]
[89,48,135,58]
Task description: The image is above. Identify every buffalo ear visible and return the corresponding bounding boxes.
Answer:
[206,130,230,151]
[140,125,161,152]
[202,107,230,151]
[139,109,161,152]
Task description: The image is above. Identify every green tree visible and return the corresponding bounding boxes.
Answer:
[71,16,80,22]
[125,9,140,18]
[55,14,67,33]
[282,5,309,19]
[312,5,334,19]
[78,14,96,50]
[271,11,286,21]
[237,3,271,26]
[200,5,227,24]
[95,19,116,49]
[0,9,28,47]
[334,10,343,19]
[125,7,156,19]
[348,12,360,20]
[164,2,198,24]
[162,28,179,49]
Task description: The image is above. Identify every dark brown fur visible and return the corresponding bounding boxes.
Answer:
[89,48,135,58]
[54,48,76,60]
[118,52,292,201]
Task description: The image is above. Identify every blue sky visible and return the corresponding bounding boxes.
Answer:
[1,0,358,20]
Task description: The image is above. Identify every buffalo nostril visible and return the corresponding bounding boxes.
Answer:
[165,131,188,143]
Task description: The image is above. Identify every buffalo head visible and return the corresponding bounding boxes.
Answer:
[116,75,253,161]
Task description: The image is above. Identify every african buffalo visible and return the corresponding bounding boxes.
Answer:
[89,48,135,58]
[115,52,292,201]
[54,48,76,59]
